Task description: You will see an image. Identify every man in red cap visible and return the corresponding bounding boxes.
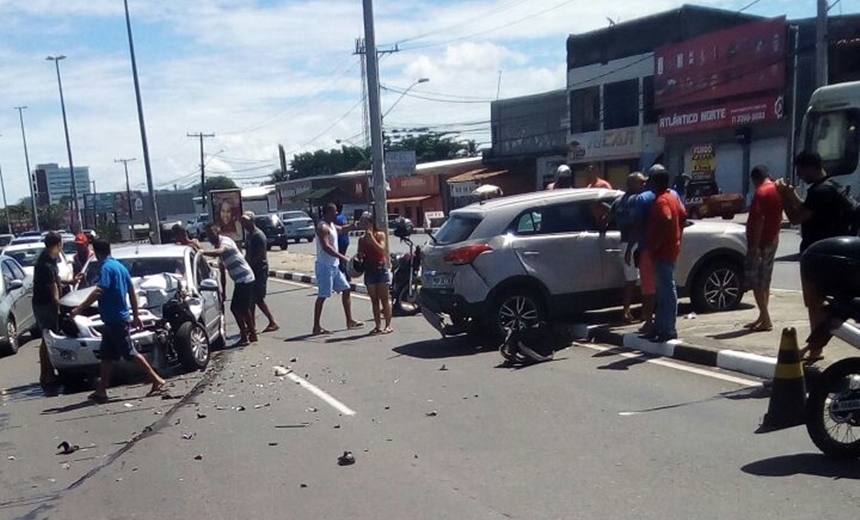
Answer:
[72,233,93,277]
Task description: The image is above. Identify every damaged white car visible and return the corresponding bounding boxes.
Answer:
[46,244,226,383]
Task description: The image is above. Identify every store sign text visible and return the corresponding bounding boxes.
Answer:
[658,95,783,136]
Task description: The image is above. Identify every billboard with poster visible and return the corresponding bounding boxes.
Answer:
[690,144,716,181]
[209,189,244,243]
[654,17,786,109]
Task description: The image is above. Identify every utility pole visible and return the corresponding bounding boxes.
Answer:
[14,107,38,231]
[123,0,160,243]
[115,158,137,227]
[188,132,215,211]
[46,55,83,233]
[0,145,11,235]
[361,0,390,238]
[816,0,829,88]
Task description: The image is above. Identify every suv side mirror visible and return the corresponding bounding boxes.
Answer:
[200,278,219,292]
[7,279,23,291]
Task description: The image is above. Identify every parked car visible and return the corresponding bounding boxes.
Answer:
[279,211,316,243]
[255,214,289,250]
[419,189,747,339]
[3,243,74,282]
[676,177,744,220]
[9,235,42,246]
[0,255,36,355]
[186,214,211,240]
[45,244,225,382]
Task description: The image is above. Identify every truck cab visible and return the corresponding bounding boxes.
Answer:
[802,81,860,194]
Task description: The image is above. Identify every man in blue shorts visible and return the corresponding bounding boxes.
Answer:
[312,203,364,335]
[71,239,166,403]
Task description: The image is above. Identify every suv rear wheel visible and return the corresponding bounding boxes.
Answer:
[690,259,743,313]
[490,289,546,339]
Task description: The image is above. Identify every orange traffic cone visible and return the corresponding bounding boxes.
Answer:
[758,327,807,432]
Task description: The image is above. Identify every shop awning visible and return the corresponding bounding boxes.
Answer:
[386,195,431,204]
[447,168,509,184]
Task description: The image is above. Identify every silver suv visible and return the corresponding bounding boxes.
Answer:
[420,189,747,338]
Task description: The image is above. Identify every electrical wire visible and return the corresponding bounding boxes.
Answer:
[392,0,532,45]
[738,0,765,12]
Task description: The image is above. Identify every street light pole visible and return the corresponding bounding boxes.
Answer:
[46,55,83,233]
[361,0,388,238]
[14,106,38,231]
[115,158,137,226]
[816,0,829,88]
[0,142,12,235]
[382,78,429,119]
[123,0,160,243]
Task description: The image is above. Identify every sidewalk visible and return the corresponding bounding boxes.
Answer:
[266,252,853,380]
[588,290,855,379]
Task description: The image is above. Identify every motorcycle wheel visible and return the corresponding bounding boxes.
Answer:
[806,358,860,458]
[395,281,421,316]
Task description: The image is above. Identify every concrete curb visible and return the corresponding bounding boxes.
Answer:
[591,327,777,380]
[268,269,370,296]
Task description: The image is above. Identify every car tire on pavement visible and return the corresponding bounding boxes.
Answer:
[490,288,546,339]
[1,315,17,355]
[279,239,288,250]
[690,259,743,313]
[176,322,210,371]
[307,237,314,243]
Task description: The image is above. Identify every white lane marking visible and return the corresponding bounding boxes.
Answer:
[578,343,763,387]
[285,372,357,416]
[270,278,371,300]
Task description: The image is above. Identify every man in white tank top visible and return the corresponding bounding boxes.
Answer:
[313,203,364,335]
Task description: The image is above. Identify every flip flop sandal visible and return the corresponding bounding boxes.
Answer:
[348,322,365,330]
[369,328,382,336]
[312,329,332,336]
[262,325,280,333]
[146,386,168,398]
[381,328,394,335]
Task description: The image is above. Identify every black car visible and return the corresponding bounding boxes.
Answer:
[255,214,288,250]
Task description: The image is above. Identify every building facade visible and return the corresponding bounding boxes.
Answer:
[484,90,568,190]
[34,163,91,206]
[565,6,760,188]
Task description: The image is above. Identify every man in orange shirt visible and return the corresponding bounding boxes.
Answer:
[646,167,687,342]
[744,166,784,332]
[585,164,613,189]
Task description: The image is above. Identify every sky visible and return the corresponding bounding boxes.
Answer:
[0,0,856,203]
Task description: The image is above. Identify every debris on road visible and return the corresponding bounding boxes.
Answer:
[193,454,203,461]
[306,407,318,413]
[57,441,79,455]
[268,442,278,446]
[334,425,341,429]
[439,364,448,371]
[7,455,15,461]
[290,357,298,363]
[684,313,697,320]
[275,423,311,429]
[300,483,308,488]
[426,410,438,417]
[182,433,195,440]
[234,405,246,412]
[337,451,356,466]
[61,462,71,470]
[253,403,271,409]
[273,365,291,377]
[196,411,207,419]
[123,403,134,408]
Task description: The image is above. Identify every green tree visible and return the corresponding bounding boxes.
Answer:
[289,145,370,180]
[385,131,472,162]
[269,169,290,184]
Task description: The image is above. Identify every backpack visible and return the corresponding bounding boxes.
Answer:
[826,178,860,236]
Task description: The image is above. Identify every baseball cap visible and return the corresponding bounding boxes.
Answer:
[75,233,89,246]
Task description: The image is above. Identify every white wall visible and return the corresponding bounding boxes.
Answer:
[567,53,654,89]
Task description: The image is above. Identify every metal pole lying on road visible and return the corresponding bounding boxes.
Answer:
[14,107,38,231]
[123,0,160,243]
[361,0,388,241]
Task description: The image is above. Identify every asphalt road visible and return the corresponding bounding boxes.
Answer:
[2,275,857,520]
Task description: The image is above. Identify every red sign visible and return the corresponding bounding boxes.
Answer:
[658,94,784,136]
[654,17,786,109]
[389,174,440,198]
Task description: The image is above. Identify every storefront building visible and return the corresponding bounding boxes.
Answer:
[656,17,790,199]
[565,5,761,187]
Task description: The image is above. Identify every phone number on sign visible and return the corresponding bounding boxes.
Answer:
[731,111,766,125]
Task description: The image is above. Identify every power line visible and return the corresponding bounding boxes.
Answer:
[738,0,765,12]
[381,85,491,104]
[393,0,533,45]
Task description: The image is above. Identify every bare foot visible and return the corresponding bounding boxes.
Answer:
[347,321,365,330]
[743,319,762,330]
[312,328,332,336]
[262,324,280,333]
[147,380,167,397]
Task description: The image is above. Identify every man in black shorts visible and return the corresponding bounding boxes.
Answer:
[240,212,279,333]
[70,239,165,402]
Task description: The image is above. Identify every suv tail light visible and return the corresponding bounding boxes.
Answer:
[444,244,493,266]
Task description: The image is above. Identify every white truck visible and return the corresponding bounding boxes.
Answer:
[802,81,860,194]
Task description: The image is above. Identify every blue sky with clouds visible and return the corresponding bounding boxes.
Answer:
[0,0,857,203]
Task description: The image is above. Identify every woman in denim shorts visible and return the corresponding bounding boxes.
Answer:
[358,213,393,335]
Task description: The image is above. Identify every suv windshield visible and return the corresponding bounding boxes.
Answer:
[433,214,482,245]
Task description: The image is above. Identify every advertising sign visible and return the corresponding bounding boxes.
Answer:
[654,17,786,109]
[209,189,244,243]
[567,128,664,162]
[385,150,417,178]
[690,144,716,181]
[449,181,479,198]
[658,94,784,136]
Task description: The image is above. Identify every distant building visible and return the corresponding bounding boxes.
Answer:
[34,163,91,205]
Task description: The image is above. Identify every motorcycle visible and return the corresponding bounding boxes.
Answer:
[390,225,422,316]
[801,236,860,458]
